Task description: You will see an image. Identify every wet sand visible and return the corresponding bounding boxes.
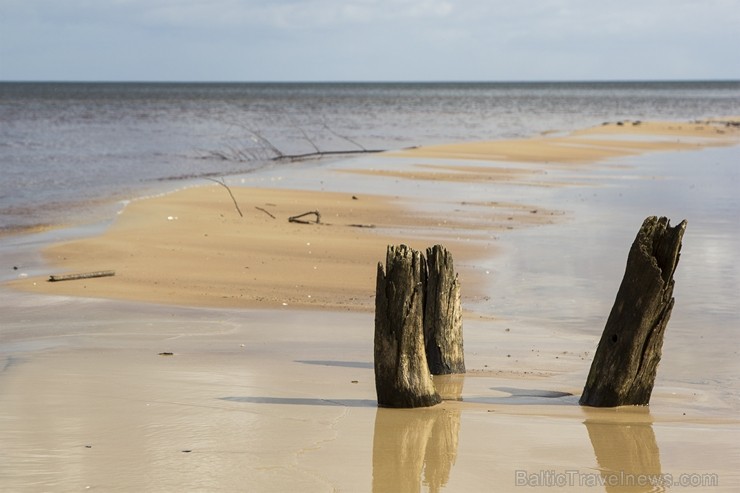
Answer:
[389,119,740,164]
[9,187,558,311]
[2,299,737,492]
[2,119,740,492]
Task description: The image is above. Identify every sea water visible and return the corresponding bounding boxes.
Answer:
[2,81,739,232]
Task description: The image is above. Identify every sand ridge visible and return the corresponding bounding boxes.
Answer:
[11,186,559,310]
[10,118,740,311]
[386,118,740,164]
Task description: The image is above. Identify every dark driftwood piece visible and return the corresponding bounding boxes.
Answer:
[48,270,115,282]
[375,245,441,408]
[580,216,687,407]
[288,210,321,224]
[204,125,385,163]
[254,206,276,219]
[424,245,465,375]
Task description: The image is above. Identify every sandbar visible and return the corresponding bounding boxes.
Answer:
[12,119,740,310]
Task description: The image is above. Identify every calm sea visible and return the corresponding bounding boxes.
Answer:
[1,81,740,232]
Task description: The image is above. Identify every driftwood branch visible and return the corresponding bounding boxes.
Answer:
[297,126,322,154]
[255,206,276,219]
[49,270,115,282]
[246,128,285,159]
[204,122,384,163]
[322,123,367,151]
[276,148,384,162]
[206,177,243,218]
[289,210,321,224]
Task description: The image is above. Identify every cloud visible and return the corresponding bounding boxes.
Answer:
[1,0,739,80]
[72,0,457,30]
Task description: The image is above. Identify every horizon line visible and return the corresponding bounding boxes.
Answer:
[2,78,740,85]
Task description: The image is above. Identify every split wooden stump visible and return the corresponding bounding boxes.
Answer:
[580,216,687,407]
[425,246,466,375]
[375,245,440,408]
[374,244,465,408]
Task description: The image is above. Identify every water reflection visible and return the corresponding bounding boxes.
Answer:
[584,413,663,493]
[433,374,465,401]
[372,406,461,493]
[372,374,463,493]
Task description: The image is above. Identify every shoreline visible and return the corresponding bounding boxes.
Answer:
[6,117,740,311]
[2,117,740,491]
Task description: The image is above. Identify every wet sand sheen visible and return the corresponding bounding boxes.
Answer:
[2,305,737,491]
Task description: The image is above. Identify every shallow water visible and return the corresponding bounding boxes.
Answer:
[476,146,740,415]
[3,81,740,231]
[481,146,740,328]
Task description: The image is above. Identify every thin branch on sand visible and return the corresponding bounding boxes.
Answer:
[206,177,244,218]
[255,206,276,219]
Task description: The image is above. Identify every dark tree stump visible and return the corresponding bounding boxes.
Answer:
[375,245,441,408]
[580,216,687,407]
[424,245,465,375]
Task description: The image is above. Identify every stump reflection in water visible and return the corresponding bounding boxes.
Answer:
[372,406,461,493]
[584,415,662,493]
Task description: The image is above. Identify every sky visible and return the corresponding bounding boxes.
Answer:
[1,0,739,82]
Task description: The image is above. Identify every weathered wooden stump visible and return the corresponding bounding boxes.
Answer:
[424,245,465,375]
[580,216,687,407]
[375,245,441,408]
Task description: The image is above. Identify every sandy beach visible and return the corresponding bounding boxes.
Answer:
[10,118,740,310]
[9,186,558,311]
[2,118,740,492]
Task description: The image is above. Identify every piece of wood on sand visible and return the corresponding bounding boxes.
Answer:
[288,210,321,224]
[374,245,441,408]
[424,245,465,375]
[48,270,115,282]
[580,216,687,407]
